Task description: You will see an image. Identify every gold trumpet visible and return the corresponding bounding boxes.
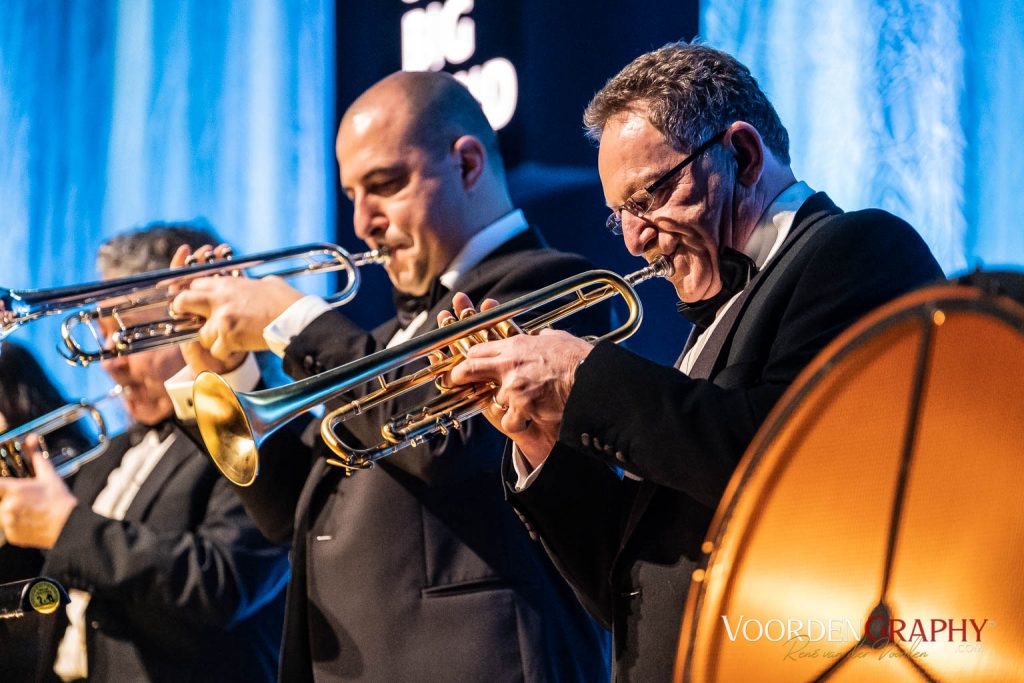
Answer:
[0,243,387,366]
[0,386,122,479]
[194,258,672,486]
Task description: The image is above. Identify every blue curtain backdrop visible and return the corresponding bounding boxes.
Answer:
[0,0,334,401]
[702,0,1024,274]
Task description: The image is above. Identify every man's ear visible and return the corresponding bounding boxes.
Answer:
[723,122,765,187]
[452,135,486,190]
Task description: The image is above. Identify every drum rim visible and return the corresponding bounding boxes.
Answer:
[676,281,1024,681]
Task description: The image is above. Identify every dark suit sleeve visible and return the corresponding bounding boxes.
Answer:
[177,382,316,545]
[41,459,289,630]
[282,309,381,379]
[223,422,318,544]
[555,213,943,507]
[504,442,628,628]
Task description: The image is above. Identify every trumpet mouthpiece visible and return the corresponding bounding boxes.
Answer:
[649,255,674,278]
[625,256,674,286]
[368,247,391,264]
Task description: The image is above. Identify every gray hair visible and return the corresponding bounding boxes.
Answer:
[97,222,222,276]
[583,41,790,164]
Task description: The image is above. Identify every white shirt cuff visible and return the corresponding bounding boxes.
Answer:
[165,353,262,421]
[511,443,547,492]
[263,295,333,358]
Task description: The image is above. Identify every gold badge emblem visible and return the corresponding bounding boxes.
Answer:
[28,579,61,615]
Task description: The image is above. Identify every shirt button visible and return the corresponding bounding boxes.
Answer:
[90,620,100,629]
[580,433,591,447]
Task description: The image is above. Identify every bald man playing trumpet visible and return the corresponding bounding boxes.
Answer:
[170,71,612,682]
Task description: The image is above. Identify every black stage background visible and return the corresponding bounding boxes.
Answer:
[332,0,699,365]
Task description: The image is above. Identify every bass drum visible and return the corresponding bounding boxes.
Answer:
[675,273,1024,683]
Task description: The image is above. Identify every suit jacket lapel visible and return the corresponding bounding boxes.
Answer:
[69,433,130,505]
[677,326,699,366]
[122,426,195,521]
[443,226,547,300]
[686,193,842,380]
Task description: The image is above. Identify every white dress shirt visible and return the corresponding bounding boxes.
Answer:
[165,351,262,422]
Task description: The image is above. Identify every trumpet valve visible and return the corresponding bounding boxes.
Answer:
[494,320,517,339]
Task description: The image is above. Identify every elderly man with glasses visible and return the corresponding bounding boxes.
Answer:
[445,42,943,681]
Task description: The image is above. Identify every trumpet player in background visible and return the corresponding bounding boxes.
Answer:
[170,71,611,681]
[0,224,289,683]
[440,42,945,681]
[0,341,91,681]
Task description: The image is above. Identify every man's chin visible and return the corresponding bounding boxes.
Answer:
[125,402,169,427]
[673,273,717,303]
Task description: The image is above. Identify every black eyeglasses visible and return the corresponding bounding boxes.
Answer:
[605,130,726,235]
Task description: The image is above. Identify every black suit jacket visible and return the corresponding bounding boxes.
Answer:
[36,424,289,683]
[0,545,46,680]
[234,228,612,682]
[507,194,944,682]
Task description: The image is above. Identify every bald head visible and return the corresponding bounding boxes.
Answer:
[335,71,514,296]
[341,71,504,175]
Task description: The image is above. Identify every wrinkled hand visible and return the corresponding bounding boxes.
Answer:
[0,437,78,549]
[171,246,305,363]
[440,292,593,468]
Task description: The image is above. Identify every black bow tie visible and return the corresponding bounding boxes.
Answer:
[393,278,449,328]
[127,419,176,447]
[676,248,758,332]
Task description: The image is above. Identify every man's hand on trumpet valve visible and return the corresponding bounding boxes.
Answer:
[439,292,594,470]
[0,436,77,549]
[167,244,248,374]
[170,244,305,364]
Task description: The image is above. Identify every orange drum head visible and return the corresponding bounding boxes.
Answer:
[676,278,1024,683]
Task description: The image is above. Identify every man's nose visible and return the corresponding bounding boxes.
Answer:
[351,193,387,244]
[620,212,656,257]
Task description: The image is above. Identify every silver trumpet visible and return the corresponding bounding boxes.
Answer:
[193,257,672,486]
[0,243,388,366]
[0,386,123,479]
